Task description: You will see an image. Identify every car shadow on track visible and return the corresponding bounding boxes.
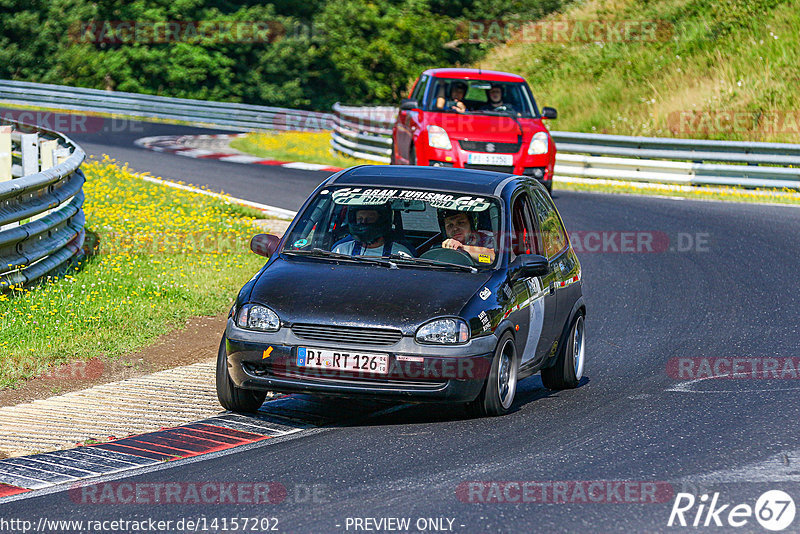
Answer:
[249,375,590,428]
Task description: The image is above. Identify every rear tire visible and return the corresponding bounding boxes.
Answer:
[541,314,585,390]
[216,335,267,413]
[468,332,518,417]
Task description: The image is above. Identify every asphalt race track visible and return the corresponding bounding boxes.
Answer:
[3,115,800,532]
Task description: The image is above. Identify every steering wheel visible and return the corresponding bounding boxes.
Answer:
[420,247,475,266]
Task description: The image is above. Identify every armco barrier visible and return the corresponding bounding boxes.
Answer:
[0,79,333,132]
[0,118,86,290]
[330,104,800,189]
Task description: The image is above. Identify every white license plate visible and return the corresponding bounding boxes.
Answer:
[467,152,513,166]
[296,347,389,375]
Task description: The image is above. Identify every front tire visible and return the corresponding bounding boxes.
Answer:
[216,336,267,413]
[468,332,518,417]
[541,314,585,390]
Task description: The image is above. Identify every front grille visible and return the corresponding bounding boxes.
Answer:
[291,323,403,346]
[459,140,521,153]
[465,164,515,173]
[244,364,446,389]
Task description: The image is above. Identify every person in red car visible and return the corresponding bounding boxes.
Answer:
[440,210,496,263]
[481,83,516,113]
[435,81,468,113]
[391,68,558,193]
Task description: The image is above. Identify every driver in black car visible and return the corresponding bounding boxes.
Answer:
[332,204,414,257]
[481,83,515,113]
[440,209,496,264]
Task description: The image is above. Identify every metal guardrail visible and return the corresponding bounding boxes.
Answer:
[0,119,86,290]
[0,79,334,132]
[331,103,395,162]
[330,104,800,189]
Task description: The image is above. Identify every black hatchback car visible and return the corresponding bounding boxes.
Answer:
[217,165,585,416]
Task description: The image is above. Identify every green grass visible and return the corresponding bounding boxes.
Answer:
[555,178,800,204]
[229,131,382,168]
[480,0,800,143]
[0,157,277,389]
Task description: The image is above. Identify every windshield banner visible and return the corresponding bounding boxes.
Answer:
[328,188,491,211]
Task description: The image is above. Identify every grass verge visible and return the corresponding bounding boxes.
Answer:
[229,131,381,168]
[0,157,276,389]
[479,0,800,142]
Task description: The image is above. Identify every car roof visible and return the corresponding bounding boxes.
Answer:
[328,165,517,196]
[422,68,526,83]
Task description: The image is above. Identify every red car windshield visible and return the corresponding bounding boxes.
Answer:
[424,78,539,118]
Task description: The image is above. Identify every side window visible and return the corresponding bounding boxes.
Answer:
[410,75,428,102]
[509,193,541,261]
[532,190,567,258]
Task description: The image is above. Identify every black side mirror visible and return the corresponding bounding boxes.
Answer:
[250,234,281,258]
[541,107,558,120]
[400,99,420,111]
[511,254,550,278]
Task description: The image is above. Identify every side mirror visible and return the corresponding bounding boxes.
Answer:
[541,107,558,120]
[250,234,281,258]
[400,99,420,111]
[511,254,550,278]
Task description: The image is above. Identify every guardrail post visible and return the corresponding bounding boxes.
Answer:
[20,133,39,175]
[54,147,70,164]
[0,126,10,181]
[40,139,58,171]
[30,139,61,222]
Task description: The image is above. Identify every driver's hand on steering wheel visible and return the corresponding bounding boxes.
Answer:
[442,238,464,250]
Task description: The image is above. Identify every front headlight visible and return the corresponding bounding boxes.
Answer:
[427,125,453,150]
[236,304,280,332]
[527,131,549,155]
[416,318,470,344]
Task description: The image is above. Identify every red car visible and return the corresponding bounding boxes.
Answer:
[391,68,558,193]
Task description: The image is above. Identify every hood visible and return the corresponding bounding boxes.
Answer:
[426,113,546,143]
[247,257,493,334]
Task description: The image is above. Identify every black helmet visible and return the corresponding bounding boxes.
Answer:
[347,203,393,245]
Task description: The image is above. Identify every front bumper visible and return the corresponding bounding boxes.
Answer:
[225,320,497,403]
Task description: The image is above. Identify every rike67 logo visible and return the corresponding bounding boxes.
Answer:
[668,490,796,531]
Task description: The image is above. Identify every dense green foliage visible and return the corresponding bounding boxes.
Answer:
[0,0,569,109]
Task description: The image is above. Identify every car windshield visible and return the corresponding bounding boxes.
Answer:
[424,78,539,118]
[282,186,502,269]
